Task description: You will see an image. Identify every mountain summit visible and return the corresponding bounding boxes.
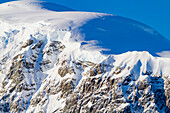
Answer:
[1,0,170,56]
[0,1,169,113]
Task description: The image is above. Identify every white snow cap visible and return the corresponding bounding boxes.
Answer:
[0,0,170,57]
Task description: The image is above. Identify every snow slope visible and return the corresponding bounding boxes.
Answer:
[0,0,169,113]
[0,0,170,56]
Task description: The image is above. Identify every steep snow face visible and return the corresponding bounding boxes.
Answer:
[0,1,170,113]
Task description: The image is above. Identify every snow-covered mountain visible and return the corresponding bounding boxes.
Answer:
[0,0,169,113]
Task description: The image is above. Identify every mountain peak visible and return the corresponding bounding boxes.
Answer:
[0,1,170,113]
[1,1,170,57]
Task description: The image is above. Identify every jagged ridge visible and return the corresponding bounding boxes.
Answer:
[0,1,170,113]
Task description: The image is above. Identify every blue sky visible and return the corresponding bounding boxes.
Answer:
[1,0,170,40]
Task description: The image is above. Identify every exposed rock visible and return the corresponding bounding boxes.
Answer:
[32,40,43,50]
[0,33,169,113]
[90,64,107,76]
[43,41,65,55]
[58,79,75,98]
[21,39,34,49]
[58,66,74,77]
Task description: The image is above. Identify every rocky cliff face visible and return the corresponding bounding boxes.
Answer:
[0,1,170,113]
[0,34,169,113]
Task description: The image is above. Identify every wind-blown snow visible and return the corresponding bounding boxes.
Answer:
[1,0,170,57]
[157,51,170,58]
[0,1,170,112]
